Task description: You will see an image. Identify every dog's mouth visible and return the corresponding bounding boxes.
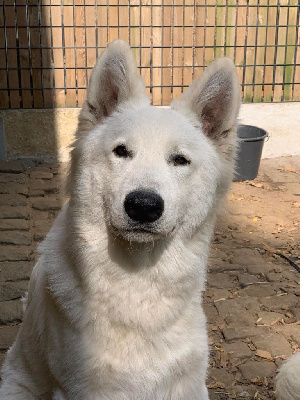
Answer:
[125,227,155,234]
[110,222,175,243]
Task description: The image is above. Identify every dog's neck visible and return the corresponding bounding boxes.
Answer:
[42,204,214,330]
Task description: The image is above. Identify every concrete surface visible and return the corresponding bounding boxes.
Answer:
[239,103,300,159]
[0,103,299,162]
[0,156,299,399]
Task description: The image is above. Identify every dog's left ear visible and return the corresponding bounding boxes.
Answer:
[77,40,149,137]
[171,58,240,141]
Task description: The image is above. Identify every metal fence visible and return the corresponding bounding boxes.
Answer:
[0,0,299,109]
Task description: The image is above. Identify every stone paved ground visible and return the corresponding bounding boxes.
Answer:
[0,156,299,399]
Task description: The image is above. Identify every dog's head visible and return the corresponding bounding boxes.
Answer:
[68,40,240,243]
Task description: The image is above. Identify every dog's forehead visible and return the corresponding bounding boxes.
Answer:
[106,106,198,143]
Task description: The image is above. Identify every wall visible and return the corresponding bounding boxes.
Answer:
[1,103,299,161]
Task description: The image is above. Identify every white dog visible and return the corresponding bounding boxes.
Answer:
[0,40,240,399]
[276,352,300,400]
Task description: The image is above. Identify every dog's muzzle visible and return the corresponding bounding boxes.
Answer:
[124,190,164,223]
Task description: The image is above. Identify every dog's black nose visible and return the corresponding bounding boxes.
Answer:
[124,190,164,223]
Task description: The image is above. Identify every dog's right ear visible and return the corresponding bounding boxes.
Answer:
[77,40,149,137]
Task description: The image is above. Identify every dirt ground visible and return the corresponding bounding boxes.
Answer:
[0,156,299,399]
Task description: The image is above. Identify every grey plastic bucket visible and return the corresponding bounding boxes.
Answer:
[234,124,268,181]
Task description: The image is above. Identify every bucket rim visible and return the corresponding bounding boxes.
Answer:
[237,124,269,142]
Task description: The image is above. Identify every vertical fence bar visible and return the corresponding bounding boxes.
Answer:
[85,0,96,84]
[172,1,184,100]
[194,0,205,81]
[5,3,20,108]
[283,0,297,101]
[51,0,65,107]
[75,0,87,106]
[244,0,256,102]
[140,2,151,99]
[254,0,267,102]
[291,0,300,100]
[17,2,32,108]
[162,0,172,104]
[182,0,193,94]
[0,4,9,108]
[273,0,287,101]
[264,0,277,101]
[64,1,76,107]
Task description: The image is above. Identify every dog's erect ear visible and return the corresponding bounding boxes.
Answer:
[77,40,149,137]
[171,58,240,140]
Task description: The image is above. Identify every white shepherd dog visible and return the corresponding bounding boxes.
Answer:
[276,352,300,400]
[0,40,240,399]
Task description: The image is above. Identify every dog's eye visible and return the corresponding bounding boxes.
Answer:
[172,155,191,166]
[113,145,131,158]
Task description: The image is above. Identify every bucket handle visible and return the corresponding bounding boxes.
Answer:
[238,132,269,142]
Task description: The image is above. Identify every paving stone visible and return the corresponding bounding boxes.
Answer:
[0,183,28,195]
[47,162,60,169]
[33,220,53,241]
[222,342,253,359]
[0,206,29,219]
[207,273,236,289]
[29,179,59,193]
[209,248,231,261]
[281,269,299,282]
[222,326,269,342]
[265,272,286,282]
[260,294,299,311]
[290,306,300,321]
[274,325,300,345]
[209,262,246,274]
[32,198,61,211]
[0,325,19,350]
[215,297,261,317]
[225,312,257,327]
[238,274,262,285]
[203,303,219,322]
[0,194,27,207]
[0,246,31,262]
[206,288,231,301]
[0,231,32,246]
[30,171,53,180]
[256,311,285,326]
[246,264,271,275]
[0,219,29,231]
[233,385,258,398]
[238,361,276,380]
[0,300,23,324]
[264,169,300,183]
[31,210,50,220]
[281,183,300,197]
[230,249,266,266]
[251,333,293,357]
[28,190,45,198]
[0,160,23,173]
[0,261,33,282]
[238,284,276,298]
[33,165,51,172]
[0,173,26,184]
[0,281,28,302]
[209,367,235,386]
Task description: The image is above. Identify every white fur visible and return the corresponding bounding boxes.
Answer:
[276,352,300,400]
[0,40,240,400]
